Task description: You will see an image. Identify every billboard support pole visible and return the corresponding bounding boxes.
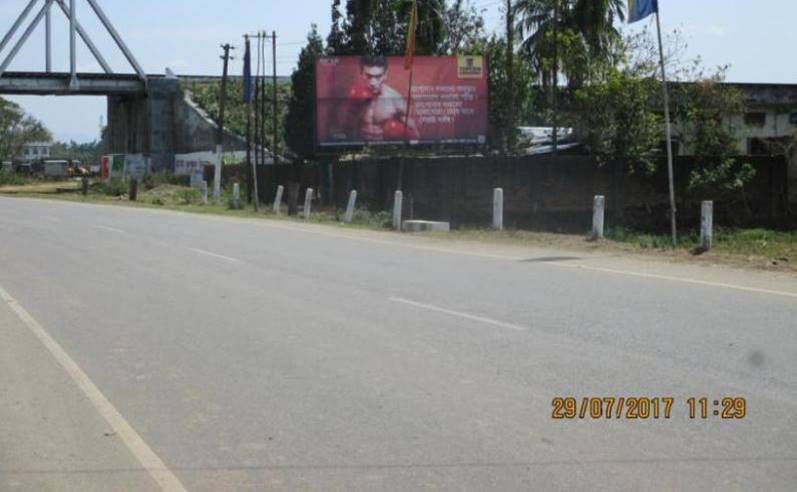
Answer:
[272,31,279,166]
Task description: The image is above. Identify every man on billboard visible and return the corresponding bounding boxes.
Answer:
[347,56,419,142]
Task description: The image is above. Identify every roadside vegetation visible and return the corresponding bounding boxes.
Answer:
[0,170,30,186]
[1,177,794,272]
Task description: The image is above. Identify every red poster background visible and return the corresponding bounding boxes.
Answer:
[316,56,488,147]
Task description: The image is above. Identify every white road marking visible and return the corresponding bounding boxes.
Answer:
[94,225,125,233]
[45,216,62,223]
[189,247,241,263]
[390,297,528,332]
[0,284,187,492]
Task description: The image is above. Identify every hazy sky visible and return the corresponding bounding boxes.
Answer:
[1,0,793,142]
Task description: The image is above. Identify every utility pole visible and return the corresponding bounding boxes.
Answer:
[218,44,233,146]
[272,30,279,165]
[252,33,261,202]
[505,0,515,154]
[244,35,254,205]
[552,0,558,157]
[216,43,234,205]
[261,31,267,165]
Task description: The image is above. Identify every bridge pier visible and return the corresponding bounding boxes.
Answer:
[107,76,178,171]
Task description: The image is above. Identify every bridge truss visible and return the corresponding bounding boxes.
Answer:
[0,0,147,94]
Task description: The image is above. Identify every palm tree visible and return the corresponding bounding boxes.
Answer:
[572,0,625,58]
[514,0,625,86]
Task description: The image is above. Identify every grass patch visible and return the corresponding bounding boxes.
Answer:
[713,228,797,260]
[607,226,699,250]
[347,208,392,229]
[607,226,796,263]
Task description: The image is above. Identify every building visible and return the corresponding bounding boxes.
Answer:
[679,83,797,203]
[20,141,51,161]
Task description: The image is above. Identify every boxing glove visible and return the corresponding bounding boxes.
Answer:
[348,85,372,101]
[383,119,419,141]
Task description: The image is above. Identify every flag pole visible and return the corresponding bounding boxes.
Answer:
[655,7,677,246]
[400,0,419,192]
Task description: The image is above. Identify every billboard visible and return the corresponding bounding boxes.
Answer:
[316,55,488,148]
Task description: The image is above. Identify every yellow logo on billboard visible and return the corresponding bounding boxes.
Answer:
[457,55,484,79]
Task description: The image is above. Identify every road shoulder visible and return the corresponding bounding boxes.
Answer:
[0,293,160,492]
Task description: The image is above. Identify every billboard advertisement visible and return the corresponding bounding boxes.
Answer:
[316,55,488,148]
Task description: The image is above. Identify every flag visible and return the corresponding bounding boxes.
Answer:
[404,0,418,70]
[628,0,658,23]
[243,37,253,103]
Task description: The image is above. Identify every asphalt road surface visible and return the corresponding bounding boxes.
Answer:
[1,196,796,491]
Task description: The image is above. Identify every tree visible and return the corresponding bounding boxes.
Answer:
[672,71,753,201]
[482,35,533,154]
[625,27,755,199]
[284,25,325,163]
[327,0,348,54]
[0,98,51,161]
[514,0,624,87]
[329,0,446,56]
[574,68,662,173]
[50,140,104,166]
[439,0,486,54]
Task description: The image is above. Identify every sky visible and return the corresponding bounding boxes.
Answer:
[1,0,794,143]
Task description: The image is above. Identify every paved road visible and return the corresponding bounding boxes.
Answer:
[1,196,796,491]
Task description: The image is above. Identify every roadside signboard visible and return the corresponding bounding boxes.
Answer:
[316,55,488,148]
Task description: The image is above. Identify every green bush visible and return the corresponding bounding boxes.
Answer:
[347,208,392,228]
[142,171,188,190]
[0,170,29,186]
[102,178,128,197]
[175,188,200,205]
[227,196,243,210]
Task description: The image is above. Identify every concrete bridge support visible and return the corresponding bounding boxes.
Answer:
[106,75,250,172]
[107,77,178,171]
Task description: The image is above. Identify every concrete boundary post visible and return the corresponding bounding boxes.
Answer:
[232,182,240,209]
[200,180,208,205]
[700,200,713,250]
[344,190,357,223]
[393,190,403,230]
[273,185,284,214]
[492,188,503,230]
[303,188,314,219]
[592,195,605,239]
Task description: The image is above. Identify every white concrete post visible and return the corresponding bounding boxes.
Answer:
[492,187,504,230]
[213,145,222,205]
[303,188,314,219]
[592,195,605,239]
[200,180,208,205]
[700,200,714,250]
[392,190,403,230]
[344,190,357,223]
[273,185,284,214]
[232,182,240,209]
